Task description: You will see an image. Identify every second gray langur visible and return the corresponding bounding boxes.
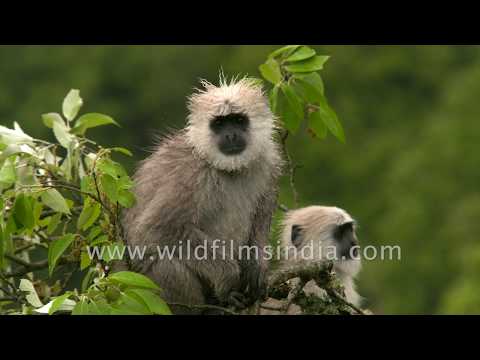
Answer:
[278,206,363,306]
[122,77,283,312]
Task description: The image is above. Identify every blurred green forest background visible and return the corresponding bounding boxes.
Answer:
[1,45,478,315]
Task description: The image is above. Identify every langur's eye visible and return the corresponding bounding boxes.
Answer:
[211,118,223,128]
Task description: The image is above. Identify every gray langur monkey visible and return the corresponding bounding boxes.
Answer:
[278,206,363,306]
[122,77,283,313]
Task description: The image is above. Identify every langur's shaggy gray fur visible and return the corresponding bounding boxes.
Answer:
[122,77,283,313]
[278,206,363,306]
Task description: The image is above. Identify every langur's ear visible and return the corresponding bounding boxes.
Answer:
[291,225,303,248]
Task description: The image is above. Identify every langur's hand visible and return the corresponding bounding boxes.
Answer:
[242,260,268,304]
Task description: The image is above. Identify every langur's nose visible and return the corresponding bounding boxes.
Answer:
[226,133,238,142]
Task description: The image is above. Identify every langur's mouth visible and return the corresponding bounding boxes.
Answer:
[219,144,246,156]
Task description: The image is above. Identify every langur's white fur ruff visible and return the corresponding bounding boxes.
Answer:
[186,77,279,172]
[280,206,363,306]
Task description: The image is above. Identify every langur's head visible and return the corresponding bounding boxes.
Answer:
[186,76,277,172]
[280,206,361,278]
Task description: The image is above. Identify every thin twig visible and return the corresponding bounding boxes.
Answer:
[3,256,75,278]
[168,302,239,315]
[14,243,38,254]
[0,272,16,291]
[280,131,301,208]
[0,286,12,295]
[326,289,366,315]
[0,297,17,302]
[4,254,32,268]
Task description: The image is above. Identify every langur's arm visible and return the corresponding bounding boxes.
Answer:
[183,225,244,305]
[241,186,279,301]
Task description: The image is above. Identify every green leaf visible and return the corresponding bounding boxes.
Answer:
[80,251,92,270]
[111,293,151,315]
[118,176,134,190]
[293,72,325,102]
[71,299,89,315]
[14,193,35,230]
[39,215,52,228]
[268,45,301,59]
[277,84,305,135]
[90,235,109,247]
[19,279,43,308]
[117,189,135,208]
[71,113,119,135]
[81,267,97,293]
[80,175,95,194]
[62,89,83,122]
[97,158,127,179]
[100,173,118,203]
[53,121,74,149]
[48,293,72,315]
[105,287,121,303]
[0,158,16,185]
[108,271,160,290]
[125,288,172,315]
[101,243,126,263]
[35,297,76,314]
[88,300,114,315]
[33,201,43,228]
[285,55,330,73]
[276,88,303,135]
[111,147,133,157]
[42,113,64,129]
[87,226,103,243]
[46,213,62,235]
[282,84,304,119]
[285,46,316,63]
[259,58,283,85]
[309,111,328,139]
[317,96,346,143]
[48,233,75,276]
[269,85,280,114]
[41,188,70,215]
[77,200,101,231]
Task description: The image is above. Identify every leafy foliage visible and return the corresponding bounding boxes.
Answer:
[0,90,170,315]
[259,45,344,142]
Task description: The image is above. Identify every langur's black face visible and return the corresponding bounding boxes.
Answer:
[210,113,250,156]
[333,222,359,260]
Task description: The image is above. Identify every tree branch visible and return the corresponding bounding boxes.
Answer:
[266,261,366,315]
[268,261,333,288]
[326,289,366,315]
[167,302,239,315]
[3,255,76,278]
